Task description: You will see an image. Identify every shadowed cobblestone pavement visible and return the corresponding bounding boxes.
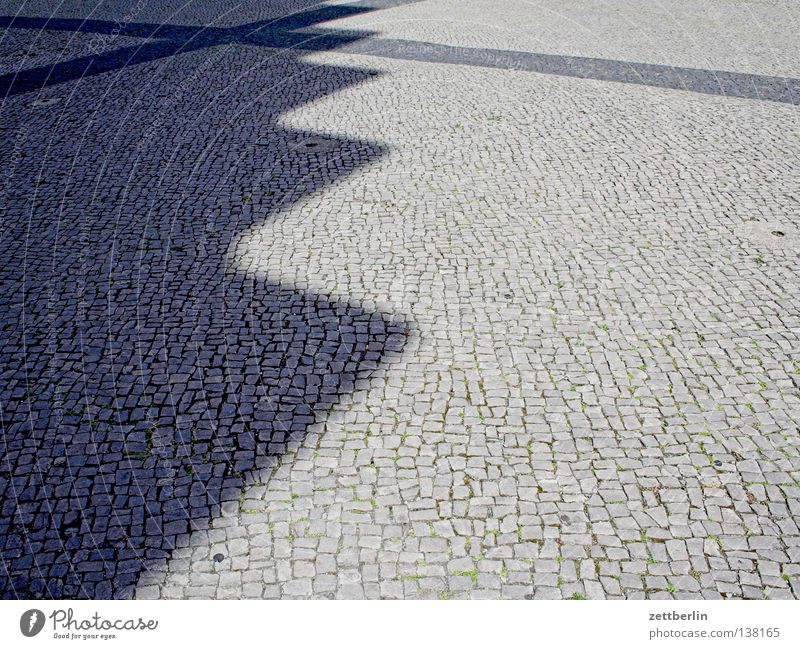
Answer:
[1,0,799,600]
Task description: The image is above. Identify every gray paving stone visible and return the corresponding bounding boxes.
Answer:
[1,0,798,602]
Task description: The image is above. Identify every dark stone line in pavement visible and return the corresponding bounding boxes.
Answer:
[0,2,426,97]
[2,0,797,104]
[0,0,800,105]
[342,38,800,106]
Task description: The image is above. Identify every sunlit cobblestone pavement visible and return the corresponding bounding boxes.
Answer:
[1,0,799,600]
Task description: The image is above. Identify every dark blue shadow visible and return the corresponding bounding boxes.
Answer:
[0,4,381,97]
[0,1,414,599]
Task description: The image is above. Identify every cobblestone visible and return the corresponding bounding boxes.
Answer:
[1,0,799,600]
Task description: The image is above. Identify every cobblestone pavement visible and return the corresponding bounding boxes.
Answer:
[1,0,799,600]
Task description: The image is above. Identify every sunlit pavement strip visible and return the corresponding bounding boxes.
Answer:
[0,0,798,600]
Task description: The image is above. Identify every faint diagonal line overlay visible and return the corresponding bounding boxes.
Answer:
[1,11,799,104]
[342,39,800,106]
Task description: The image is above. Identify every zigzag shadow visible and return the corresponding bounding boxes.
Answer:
[0,3,411,599]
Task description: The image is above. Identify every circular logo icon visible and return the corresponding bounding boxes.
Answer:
[20,609,45,637]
